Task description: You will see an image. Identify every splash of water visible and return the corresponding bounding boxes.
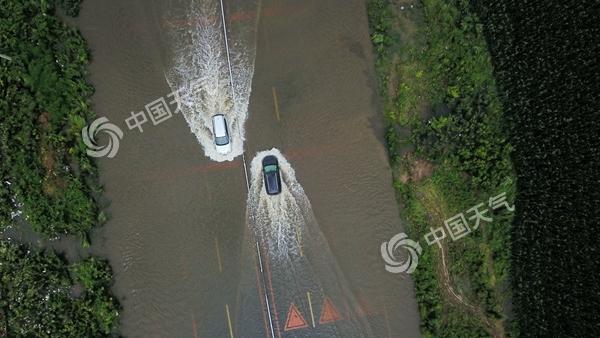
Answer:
[241,149,375,337]
[247,148,309,258]
[163,0,258,161]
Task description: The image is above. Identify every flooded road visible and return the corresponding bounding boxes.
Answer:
[75,0,420,336]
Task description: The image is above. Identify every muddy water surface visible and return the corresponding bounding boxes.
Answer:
[75,0,420,336]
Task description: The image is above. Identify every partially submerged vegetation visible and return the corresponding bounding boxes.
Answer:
[0,1,119,336]
[368,0,514,336]
[0,242,118,337]
[0,0,102,241]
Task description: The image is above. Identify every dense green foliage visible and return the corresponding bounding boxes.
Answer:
[0,241,119,337]
[414,0,512,188]
[368,0,514,336]
[57,0,84,16]
[1,1,121,336]
[0,0,101,240]
[472,1,600,336]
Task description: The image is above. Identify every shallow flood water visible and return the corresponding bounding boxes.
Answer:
[239,148,376,337]
[158,0,259,161]
[75,0,420,336]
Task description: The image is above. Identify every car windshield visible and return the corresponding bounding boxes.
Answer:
[264,164,277,173]
[215,136,229,146]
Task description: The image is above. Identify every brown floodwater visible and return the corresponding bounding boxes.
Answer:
[74,0,420,336]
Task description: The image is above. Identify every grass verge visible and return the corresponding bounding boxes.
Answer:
[367,0,515,336]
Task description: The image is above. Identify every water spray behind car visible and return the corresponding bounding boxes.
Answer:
[240,148,376,337]
[247,148,303,258]
[161,0,258,161]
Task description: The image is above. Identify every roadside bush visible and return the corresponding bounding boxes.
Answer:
[0,241,119,337]
[0,1,120,335]
[57,0,84,16]
[0,0,100,239]
[367,0,515,336]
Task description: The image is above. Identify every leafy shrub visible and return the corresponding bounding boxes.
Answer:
[0,0,100,239]
[0,241,119,337]
[57,0,83,16]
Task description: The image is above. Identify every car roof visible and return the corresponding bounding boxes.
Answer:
[264,168,280,194]
[262,155,278,166]
[212,114,227,137]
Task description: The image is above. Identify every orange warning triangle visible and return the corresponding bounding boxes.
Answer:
[284,303,309,331]
[319,297,342,324]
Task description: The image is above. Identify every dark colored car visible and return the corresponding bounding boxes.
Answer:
[262,155,282,195]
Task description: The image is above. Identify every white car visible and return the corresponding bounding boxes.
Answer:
[212,114,232,155]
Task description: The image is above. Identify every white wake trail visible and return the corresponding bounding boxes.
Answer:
[163,0,257,161]
[247,148,309,259]
[243,149,376,337]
